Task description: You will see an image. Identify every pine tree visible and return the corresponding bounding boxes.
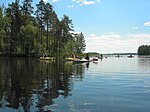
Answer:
[74,32,86,54]
[43,3,53,51]
[21,0,33,25]
[35,0,45,44]
[6,0,22,54]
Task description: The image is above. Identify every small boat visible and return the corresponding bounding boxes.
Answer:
[39,57,55,60]
[115,55,121,58]
[93,57,99,61]
[128,55,134,58]
[72,59,92,63]
[65,57,74,61]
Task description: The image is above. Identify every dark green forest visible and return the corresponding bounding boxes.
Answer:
[0,0,86,57]
[138,45,150,55]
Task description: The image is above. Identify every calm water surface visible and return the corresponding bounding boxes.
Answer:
[0,56,150,112]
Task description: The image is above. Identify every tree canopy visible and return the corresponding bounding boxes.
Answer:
[0,0,86,57]
[138,45,150,55]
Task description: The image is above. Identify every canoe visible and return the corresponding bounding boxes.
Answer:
[40,57,55,60]
[72,59,92,63]
[65,57,92,62]
[65,57,74,61]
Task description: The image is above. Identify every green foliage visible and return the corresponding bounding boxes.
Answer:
[0,5,9,52]
[74,32,86,54]
[20,23,37,54]
[21,0,34,25]
[138,45,150,55]
[0,1,86,57]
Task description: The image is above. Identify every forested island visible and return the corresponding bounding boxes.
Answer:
[138,45,150,55]
[0,0,86,57]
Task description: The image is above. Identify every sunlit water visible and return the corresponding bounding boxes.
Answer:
[0,56,150,112]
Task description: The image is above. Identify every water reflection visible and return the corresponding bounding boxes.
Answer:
[0,57,86,111]
[138,57,150,70]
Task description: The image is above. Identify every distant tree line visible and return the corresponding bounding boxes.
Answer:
[0,0,86,56]
[138,45,150,55]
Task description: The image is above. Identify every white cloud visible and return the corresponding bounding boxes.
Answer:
[49,0,59,3]
[90,34,96,37]
[43,0,48,2]
[42,0,58,3]
[52,0,59,2]
[67,5,74,8]
[131,27,139,30]
[82,1,95,5]
[72,0,97,5]
[44,0,98,5]
[144,21,150,26]
[85,33,150,53]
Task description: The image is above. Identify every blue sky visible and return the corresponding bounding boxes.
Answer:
[1,0,150,53]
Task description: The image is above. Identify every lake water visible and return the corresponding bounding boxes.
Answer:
[0,56,150,112]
